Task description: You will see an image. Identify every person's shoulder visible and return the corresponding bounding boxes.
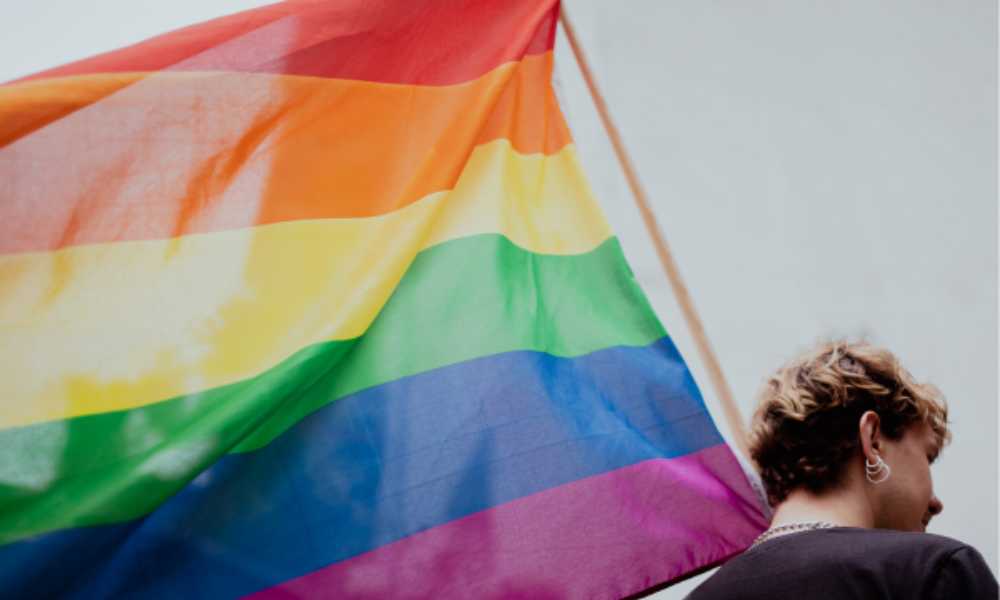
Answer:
[829,526,965,546]
[815,527,971,565]
[774,528,996,599]
[925,542,999,599]
[683,528,988,600]
[824,527,967,554]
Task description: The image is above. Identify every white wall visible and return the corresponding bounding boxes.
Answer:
[552,1,997,596]
[3,2,996,598]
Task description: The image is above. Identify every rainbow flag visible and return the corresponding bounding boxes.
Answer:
[0,1,767,597]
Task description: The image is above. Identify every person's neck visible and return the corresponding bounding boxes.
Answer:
[768,485,875,535]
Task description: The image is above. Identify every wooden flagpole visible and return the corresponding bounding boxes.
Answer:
[558,5,751,461]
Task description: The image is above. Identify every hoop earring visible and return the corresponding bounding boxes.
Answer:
[865,455,891,484]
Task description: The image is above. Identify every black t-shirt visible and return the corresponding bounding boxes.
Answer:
[686,527,998,600]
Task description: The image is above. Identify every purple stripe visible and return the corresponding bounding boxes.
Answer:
[247,444,767,600]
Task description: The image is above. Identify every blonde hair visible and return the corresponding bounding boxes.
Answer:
[748,340,950,506]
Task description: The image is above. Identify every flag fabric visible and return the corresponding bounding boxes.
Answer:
[0,1,767,597]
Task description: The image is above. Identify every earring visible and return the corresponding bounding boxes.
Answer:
[865,455,891,484]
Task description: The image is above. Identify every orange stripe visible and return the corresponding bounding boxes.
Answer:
[0,52,570,254]
[0,73,138,150]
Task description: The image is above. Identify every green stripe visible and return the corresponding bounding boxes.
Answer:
[0,234,665,545]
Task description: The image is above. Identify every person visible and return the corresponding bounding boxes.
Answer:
[687,340,997,599]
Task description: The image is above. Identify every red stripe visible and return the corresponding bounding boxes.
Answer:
[247,445,768,600]
[14,0,558,86]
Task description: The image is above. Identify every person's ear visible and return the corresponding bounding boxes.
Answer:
[858,410,882,458]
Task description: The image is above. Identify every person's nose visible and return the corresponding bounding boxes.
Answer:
[928,494,944,517]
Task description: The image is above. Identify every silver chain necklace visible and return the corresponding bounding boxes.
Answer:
[749,521,839,550]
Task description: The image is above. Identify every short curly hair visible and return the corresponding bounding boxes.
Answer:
[748,340,950,507]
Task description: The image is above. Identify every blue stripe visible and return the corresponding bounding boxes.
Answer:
[0,337,721,599]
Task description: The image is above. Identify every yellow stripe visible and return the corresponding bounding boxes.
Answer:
[0,140,610,429]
